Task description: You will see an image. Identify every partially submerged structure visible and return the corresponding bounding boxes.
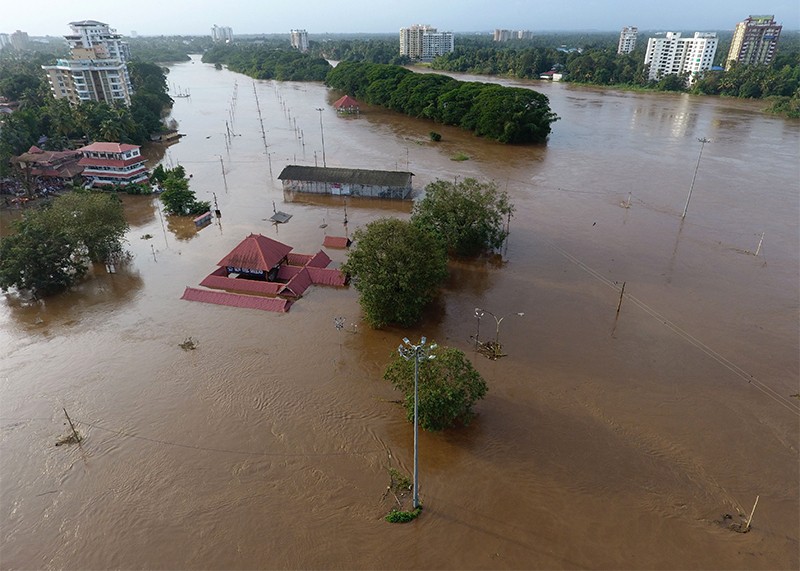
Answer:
[333,95,360,114]
[78,142,148,187]
[278,165,413,199]
[181,233,347,312]
[11,146,84,182]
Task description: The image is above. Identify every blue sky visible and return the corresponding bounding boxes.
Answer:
[5,0,799,36]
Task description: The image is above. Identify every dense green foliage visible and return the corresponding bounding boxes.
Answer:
[411,179,514,257]
[156,165,209,216]
[385,507,422,523]
[315,38,409,65]
[0,54,172,176]
[201,45,331,81]
[383,345,488,431]
[341,218,448,328]
[0,191,128,297]
[326,62,558,143]
[126,36,212,63]
[428,31,800,117]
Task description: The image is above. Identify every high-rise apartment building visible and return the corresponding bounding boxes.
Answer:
[494,29,533,42]
[290,29,309,53]
[400,24,453,60]
[644,32,718,84]
[0,34,10,50]
[726,15,781,70]
[42,21,133,106]
[10,30,29,51]
[211,25,233,43]
[618,27,638,54]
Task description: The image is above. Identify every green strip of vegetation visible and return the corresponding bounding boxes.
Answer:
[325,61,558,144]
[201,45,331,81]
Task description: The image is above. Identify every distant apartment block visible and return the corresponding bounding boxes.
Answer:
[617,26,638,54]
[644,32,718,84]
[0,34,10,50]
[726,15,781,70]
[494,29,533,42]
[10,30,29,51]
[290,29,309,53]
[42,20,133,106]
[211,25,233,43]
[400,24,454,60]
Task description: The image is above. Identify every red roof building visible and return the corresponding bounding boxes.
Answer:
[78,141,148,187]
[333,95,360,114]
[183,234,347,313]
[11,145,84,180]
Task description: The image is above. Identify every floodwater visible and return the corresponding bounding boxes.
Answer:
[1,55,798,570]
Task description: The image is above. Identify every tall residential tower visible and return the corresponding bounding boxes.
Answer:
[42,21,133,106]
[726,15,781,70]
[644,32,718,85]
[618,27,638,54]
[400,24,453,60]
[290,29,309,53]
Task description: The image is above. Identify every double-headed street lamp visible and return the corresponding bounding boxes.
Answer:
[474,308,524,359]
[397,336,436,509]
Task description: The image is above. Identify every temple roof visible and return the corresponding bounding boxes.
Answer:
[217,234,293,271]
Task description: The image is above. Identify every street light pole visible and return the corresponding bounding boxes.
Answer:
[315,107,326,167]
[682,137,710,219]
[474,308,524,359]
[397,336,436,509]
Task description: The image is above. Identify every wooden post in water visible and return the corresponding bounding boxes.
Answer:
[616,281,626,316]
[754,233,765,257]
[62,408,80,443]
[745,495,760,531]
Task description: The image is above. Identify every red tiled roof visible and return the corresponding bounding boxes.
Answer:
[181,287,291,312]
[306,267,347,286]
[217,234,293,271]
[199,273,284,295]
[79,142,140,153]
[323,236,350,249]
[306,250,332,268]
[333,95,360,109]
[282,268,313,297]
[286,252,313,266]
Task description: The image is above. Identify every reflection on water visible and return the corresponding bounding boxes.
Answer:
[1,56,798,570]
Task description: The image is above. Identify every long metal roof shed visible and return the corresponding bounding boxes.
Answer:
[277,165,413,187]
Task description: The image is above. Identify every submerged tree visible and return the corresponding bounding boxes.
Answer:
[383,345,488,431]
[158,165,209,216]
[411,178,514,257]
[341,218,448,328]
[0,191,128,298]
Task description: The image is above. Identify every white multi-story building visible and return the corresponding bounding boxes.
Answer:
[78,142,148,187]
[211,25,233,43]
[42,21,133,106]
[726,15,781,70]
[290,29,309,53]
[494,29,533,42]
[644,32,718,84]
[618,26,638,54]
[0,34,10,50]
[400,24,453,60]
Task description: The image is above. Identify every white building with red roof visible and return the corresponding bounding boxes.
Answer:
[78,142,148,188]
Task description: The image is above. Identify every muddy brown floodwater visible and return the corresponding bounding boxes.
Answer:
[1,55,798,570]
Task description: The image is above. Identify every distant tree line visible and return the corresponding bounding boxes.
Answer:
[201,44,331,81]
[326,61,558,144]
[0,53,173,176]
[126,36,213,63]
[429,31,800,117]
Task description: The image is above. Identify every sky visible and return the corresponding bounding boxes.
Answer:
[4,0,799,37]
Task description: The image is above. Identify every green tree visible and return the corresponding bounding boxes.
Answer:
[0,192,127,297]
[42,191,128,262]
[341,218,448,328]
[411,178,514,256]
[159,166,209,215]
[383,345,488,431]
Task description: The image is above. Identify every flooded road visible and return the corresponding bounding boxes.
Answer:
[1,56,798,569]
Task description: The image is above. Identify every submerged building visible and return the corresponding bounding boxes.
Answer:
[78,142,148,187]
[278,166,413,199]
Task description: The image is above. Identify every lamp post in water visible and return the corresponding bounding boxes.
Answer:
[682,137,710,219]
[315,107,326,167]
[397,336,436,509]
[474,308,524,359]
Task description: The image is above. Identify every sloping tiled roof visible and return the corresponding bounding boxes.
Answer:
[217,234,293,270]
[333,95,360,109]
[181,287,291,312]
[323,236,350,249]
[278,165,412,187]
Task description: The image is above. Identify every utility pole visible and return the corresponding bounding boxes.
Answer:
[682,137,710,219]
[316,107,327,167]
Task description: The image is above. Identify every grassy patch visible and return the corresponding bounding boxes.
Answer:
[451,152,470,161]
[385,506,422,523]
